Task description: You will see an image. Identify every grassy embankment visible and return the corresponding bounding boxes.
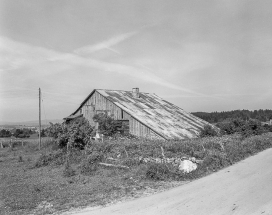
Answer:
[1,133,272,214]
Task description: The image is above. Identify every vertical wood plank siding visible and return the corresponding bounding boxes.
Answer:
[80,91,161,139]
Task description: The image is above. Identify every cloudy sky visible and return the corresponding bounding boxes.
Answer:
[0,0,272,122]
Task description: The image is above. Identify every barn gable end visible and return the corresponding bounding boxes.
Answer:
[65,89,215,140]
[71,90,164,139]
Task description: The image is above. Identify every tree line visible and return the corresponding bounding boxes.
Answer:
[192,109,272,123]
[0,128,36,138]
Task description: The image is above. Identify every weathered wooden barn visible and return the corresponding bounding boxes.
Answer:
[64,88,214,140]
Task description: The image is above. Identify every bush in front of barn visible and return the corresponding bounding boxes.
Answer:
[80,151,104,175]
[45,118,94,149]
[40,119,272,183]
[93,113,120,136]
[93,113,134,139]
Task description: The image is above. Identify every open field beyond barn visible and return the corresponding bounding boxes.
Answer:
[1,133,272,214]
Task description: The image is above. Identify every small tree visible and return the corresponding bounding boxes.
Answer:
[67,118,94,148]
[217,118,246,135]
[93,113,122,136]
[240,119,265,138]
[200,125,218,137]
[45,118,94,149]
[0,129,12,138]
[45,122,64,139]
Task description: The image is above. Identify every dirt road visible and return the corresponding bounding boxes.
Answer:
[70,148,272,215]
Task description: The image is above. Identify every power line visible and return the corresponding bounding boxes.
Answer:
[1,87,81,106]
[0,88,76,98]
[41,96,80,105]
[1,92,79,104]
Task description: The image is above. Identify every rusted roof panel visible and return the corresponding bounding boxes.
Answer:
[94,89,215,140]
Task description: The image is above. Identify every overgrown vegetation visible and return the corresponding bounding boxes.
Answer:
[0,129,12,138]
[200,125,219,137]
[80,151,104,175]
[44,113,132,150]
[93,113,122,136]
[200,118,272,138]
[45,118,94,149]
[0,128,36,138]
[2,115,272,214]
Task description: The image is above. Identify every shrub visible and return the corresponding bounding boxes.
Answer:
[217,118,246,135]
[45,122,64,139]
[93,113,126,136]
[201,151,229,171]
[216,118,269,138]
[67,118,94,148]
[145,163,171,180]
[263,124,272,132]
[34,150,66,167]
[0,129,12,137]
[85,141,117,157]
[87,151,104,163]
[200,125,218,137]
[13,128,33,138]
[80,152,104,175]
[46,118,94,149]
[240,119,265,138]
[34,154,53,168]
[50,150,66,166]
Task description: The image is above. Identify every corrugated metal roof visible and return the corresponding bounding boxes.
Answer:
[88,89,215,140]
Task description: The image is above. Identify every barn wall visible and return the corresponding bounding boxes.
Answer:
[79,91,164,139]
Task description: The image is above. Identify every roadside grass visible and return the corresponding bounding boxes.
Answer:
[0,133,272,214]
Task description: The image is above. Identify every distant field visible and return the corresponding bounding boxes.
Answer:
[0,119,63,127]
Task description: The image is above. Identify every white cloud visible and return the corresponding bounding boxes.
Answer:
[1,35,215,122]
[0,36,207,97]
[74,31,137,55]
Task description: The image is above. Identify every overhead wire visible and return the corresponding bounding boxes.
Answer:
[0,88,80,105]
[0,88,76,98]
[42,96,80,105]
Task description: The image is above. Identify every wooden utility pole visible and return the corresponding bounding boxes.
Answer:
[39,88,41,150]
